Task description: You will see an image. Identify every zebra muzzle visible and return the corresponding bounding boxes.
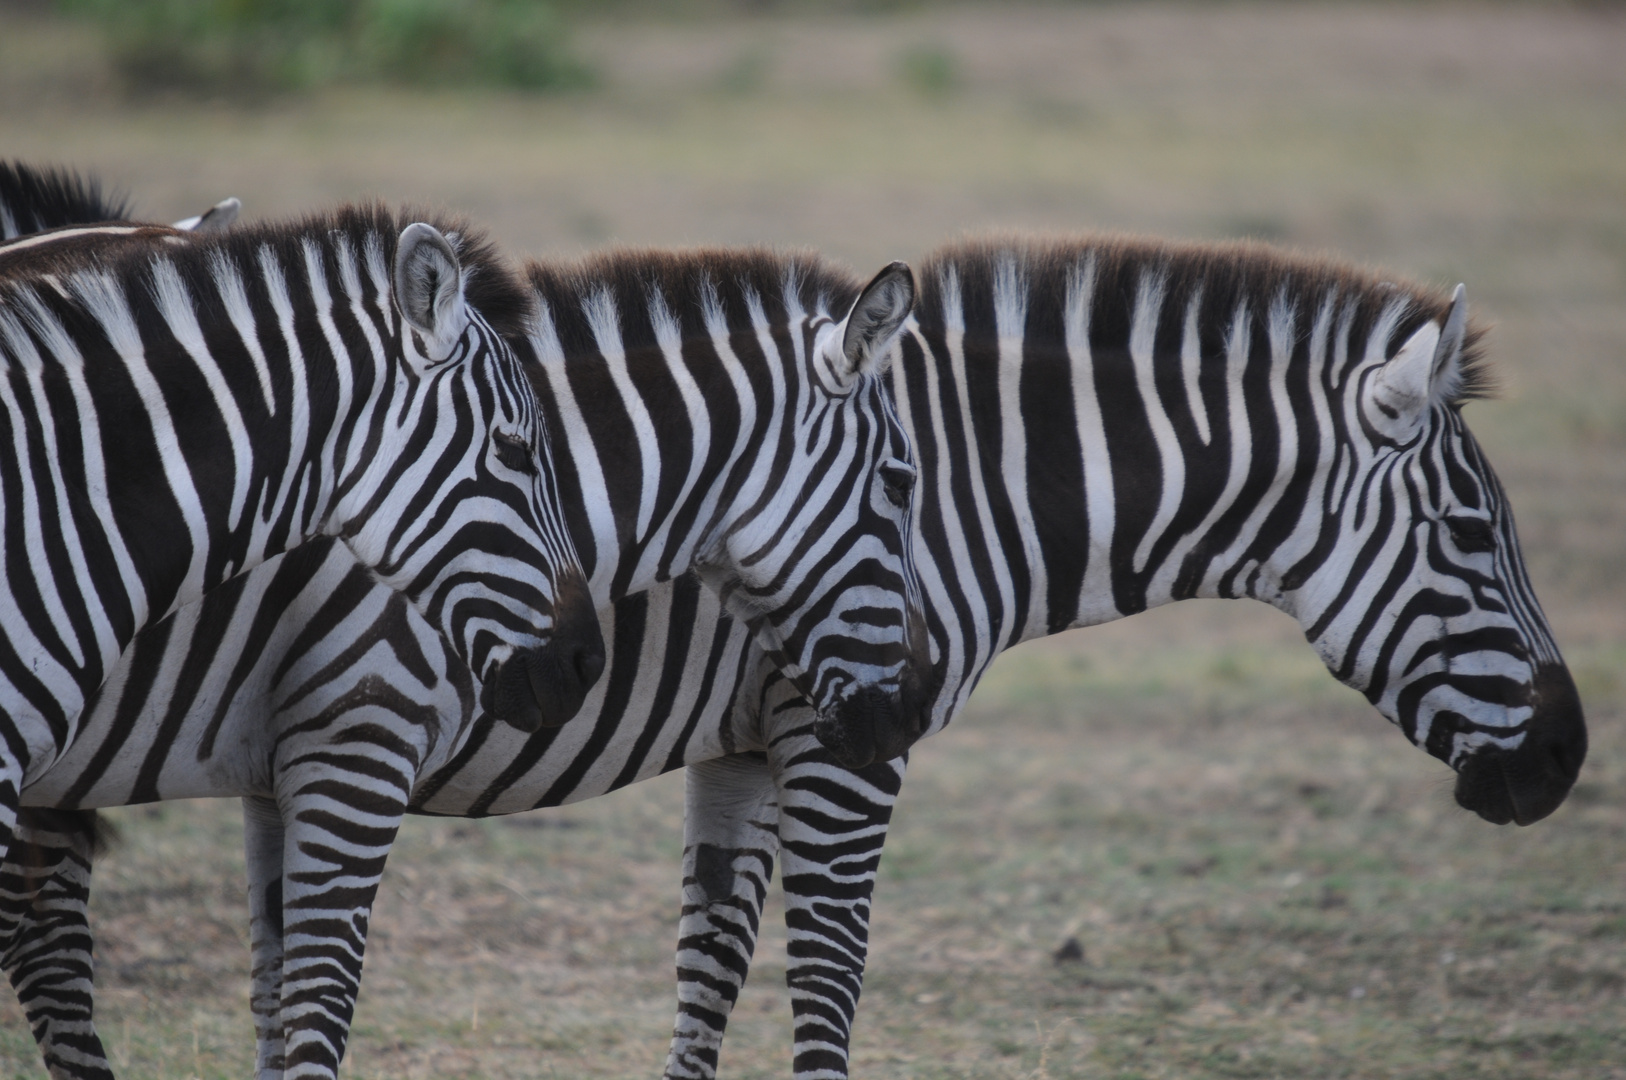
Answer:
[1452,662,1586,826]
[813,684,925,770]
[483,637,605,733]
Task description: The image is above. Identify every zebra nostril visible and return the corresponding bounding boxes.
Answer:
[575,646,605,689]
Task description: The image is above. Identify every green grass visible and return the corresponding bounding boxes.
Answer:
[0,2,1623,1077]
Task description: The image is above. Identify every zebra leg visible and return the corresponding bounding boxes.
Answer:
[664,753,781,1080]
[0,809,114,1080]
[772,730,906,1080]
[243,795,288,1080]
[272,716,420,1080]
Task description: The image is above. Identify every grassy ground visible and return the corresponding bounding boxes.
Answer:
[0,2,1622,1077]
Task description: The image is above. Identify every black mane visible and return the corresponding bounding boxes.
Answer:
[919,234,1494,403]
[0,162,131,239]
[0,201,531,340]
[524,247,862,357]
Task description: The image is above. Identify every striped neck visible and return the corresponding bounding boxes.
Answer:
[895,236,1478,658]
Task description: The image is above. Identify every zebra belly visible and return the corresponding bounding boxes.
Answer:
[20,540,472,810]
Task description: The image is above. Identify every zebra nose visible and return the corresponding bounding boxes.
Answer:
[813,684,923,770]
[1453,662,1586,826]
[483,572,605,733]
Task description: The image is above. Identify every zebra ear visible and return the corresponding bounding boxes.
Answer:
[1432,283,1470,401]
[394,223,468,358]
[172,196,240,233]
[1365,285,1468,440]
[834,261,915,383]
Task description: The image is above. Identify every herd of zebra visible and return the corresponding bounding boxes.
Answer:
[0,160,1586,1080]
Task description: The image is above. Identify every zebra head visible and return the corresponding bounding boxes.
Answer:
[343,223,604,733]
[1290,286,1584,825]
[705,262,933,770]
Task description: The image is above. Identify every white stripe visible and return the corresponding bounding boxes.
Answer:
[1213,291,1300,586]
[1180,288,1210,445]
[1154,299,1252,602]
[304,239,352,534]
[1130,268,1182,576]
[0,225,145,254]
[248,246,312,558]
[211,251,276,417]
[630,288,711,589]
[150,259,255,534]
[0,303,87,673]
[994,255,1047,644]
[67,270,211,616]
[947,262,1016,652]
[1066,255,1118,625]
[531,300,618,605]
[584,287,663,546]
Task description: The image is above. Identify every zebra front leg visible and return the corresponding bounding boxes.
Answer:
[0,809,114,1080]
[772,730,905,1080]
[244,795,288,1080]
[272,718,419,1080]
[664,753,781,1080]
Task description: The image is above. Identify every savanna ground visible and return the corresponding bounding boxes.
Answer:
[1,2,1624,1076]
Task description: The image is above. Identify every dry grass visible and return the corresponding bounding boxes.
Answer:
[0,2,1623,1077]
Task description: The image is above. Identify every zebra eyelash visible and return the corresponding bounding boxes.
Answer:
[492,432,535,475]
[879,459,916,509]
[1445,515,1496,554]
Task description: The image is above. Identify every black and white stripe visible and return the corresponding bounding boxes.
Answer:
[0,197,601,1076]
[1,240,928,1080]
[660,237,1585,1078]
[5,232,1582,1078]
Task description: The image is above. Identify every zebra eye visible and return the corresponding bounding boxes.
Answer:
[1446,515,1495,554]
[493,432,535,475]
[879,459,916,509]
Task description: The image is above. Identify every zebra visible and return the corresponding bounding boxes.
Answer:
[0,163,132,240]
[0,199,607,1069]
[386,234,1595,1078]
[0,161,240,263]
[7,234,1584,1079]
[0,232,930,1078]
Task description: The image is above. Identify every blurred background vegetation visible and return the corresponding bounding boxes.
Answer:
[1,1,1623,1077]
[51,0,592,93]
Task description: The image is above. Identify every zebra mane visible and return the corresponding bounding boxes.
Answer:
[918,234,1494,404]
[0,201,531,339]
[523,247,863,357]
[0,162,132,240]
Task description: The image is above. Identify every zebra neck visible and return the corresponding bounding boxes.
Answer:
[895,304,1327,658]
[536,343,757,607]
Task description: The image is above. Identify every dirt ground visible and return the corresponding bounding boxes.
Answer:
[0,2,1623,1077]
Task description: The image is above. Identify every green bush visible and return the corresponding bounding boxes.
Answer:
[58,0,594,94]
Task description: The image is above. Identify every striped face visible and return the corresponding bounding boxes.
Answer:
[340,224,603,732]
[1294,297,1584,824]
[728,323,929,769]
[527,255,930,768]
[700,265,932,770]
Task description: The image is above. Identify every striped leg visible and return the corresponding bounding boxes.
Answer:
[774,730,904,1080]
[269,699,427,1080]
[244,796,288,1080]
[665,754,781,1080]
[0,810,113,1080]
